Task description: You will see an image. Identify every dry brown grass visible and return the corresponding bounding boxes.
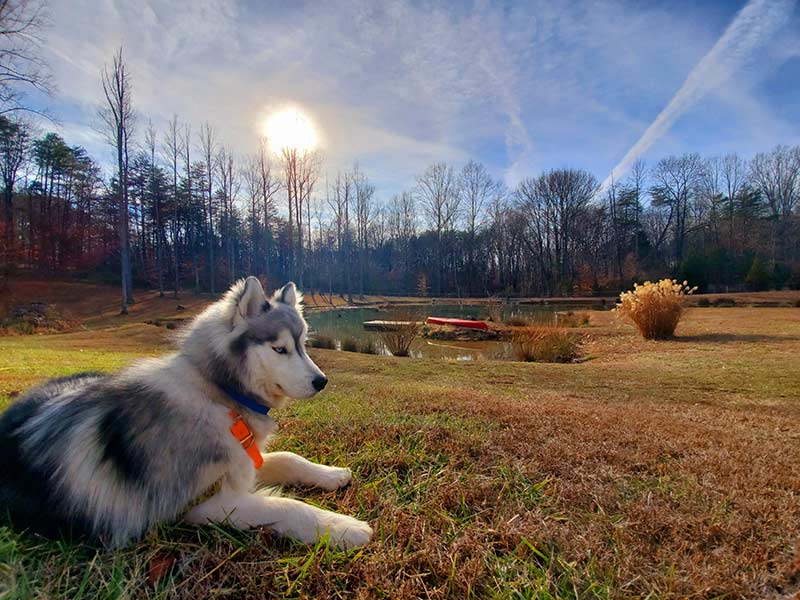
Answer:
[304,311,800,598]
[504,313,531,327]
[0,279,212,328]
[308,333,335,350]
[1,282,800,599]
[340,336,360,352]
[510,324,580,362]
[0,303,82,335]
[556,311,591,327]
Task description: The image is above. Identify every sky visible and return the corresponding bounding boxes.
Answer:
[29,0,800,198]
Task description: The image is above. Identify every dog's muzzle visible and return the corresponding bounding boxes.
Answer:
[312,375,328,391]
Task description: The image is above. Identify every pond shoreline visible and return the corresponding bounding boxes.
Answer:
[305,302,599,361]
[305,296,618,314]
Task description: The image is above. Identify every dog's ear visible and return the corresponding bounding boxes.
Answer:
[235,277,266,324]
[275,281,298,307]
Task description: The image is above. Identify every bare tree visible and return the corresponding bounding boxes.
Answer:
[750,145,800,219]
[459,160,496,236]
[297,151,321,287]
[328,171,353,302]
[145,121,164,296]
[750,145,800,263]
[98,46,134,313]
[388,190,417,290]
[353,165,373,297]
[198,122,217,293]
[650,153,704,267]
[0,114,28,245]
[216,145,239,283]
[608,159,647,274]
[459,160,498,293]
[162,115,184,298]
[485,192,514,292]
[256,139,280,279]
[242,154,260,276]
[604,177,623,279]
[700,156,725,247]
[0,0,50,114]
[243,148,279,278]
[388,191,417,241]
[627,159,646,239]
[721,153,748,251]
[280,146,320,287]
[516,169,598,294]
[415,162,459,294]
[180,122,198,292]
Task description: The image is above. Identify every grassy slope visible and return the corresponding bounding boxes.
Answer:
[0,279,431,329]
[0,293,799,598]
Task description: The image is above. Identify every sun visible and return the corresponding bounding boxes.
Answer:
[263,107,319,154]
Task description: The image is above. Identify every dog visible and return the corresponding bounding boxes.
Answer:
[0,278,373,549]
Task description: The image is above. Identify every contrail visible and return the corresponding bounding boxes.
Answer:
[601,0,796,190]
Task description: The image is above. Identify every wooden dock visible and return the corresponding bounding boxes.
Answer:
[363,320,423,332]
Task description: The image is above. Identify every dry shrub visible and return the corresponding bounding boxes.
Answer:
[308,334,335,349]
[511,325,579,362]
[557,311,591,327]
[486,296,503,322]
[616,279,696,340]
[358,338,380,355]
[713,297,735,307]
[0,303,80,335]
[379,315,422,357]
[341,337,359,352]
[505,313,530,327]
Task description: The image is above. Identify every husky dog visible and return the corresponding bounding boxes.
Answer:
[0,278,372,549]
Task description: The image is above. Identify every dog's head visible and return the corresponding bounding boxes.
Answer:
[232,278,327,400]
[182,277,327,403]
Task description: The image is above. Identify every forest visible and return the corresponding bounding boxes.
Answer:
[0,48,798,305]
[2,106,799,302]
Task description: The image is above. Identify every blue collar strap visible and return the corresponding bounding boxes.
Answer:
[218,384,271,416]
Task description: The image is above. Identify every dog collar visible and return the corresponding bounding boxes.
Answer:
[229,410,264,469]
[218,384,270,416]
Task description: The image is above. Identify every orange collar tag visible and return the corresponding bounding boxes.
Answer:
[229,410,264,469]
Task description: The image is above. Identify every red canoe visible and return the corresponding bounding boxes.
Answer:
[425,317,489,330]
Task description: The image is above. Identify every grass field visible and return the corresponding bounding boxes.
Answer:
[0,288,799,598]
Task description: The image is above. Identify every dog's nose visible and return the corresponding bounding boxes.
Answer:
[312,375,328,391]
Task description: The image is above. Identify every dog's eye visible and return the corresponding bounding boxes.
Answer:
[272,346,287,355]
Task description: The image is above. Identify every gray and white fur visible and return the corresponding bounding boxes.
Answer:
[0,278,372,549]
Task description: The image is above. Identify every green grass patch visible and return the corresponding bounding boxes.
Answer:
[0,326,167,409]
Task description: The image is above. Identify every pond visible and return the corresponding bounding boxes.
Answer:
[305,302,607,361]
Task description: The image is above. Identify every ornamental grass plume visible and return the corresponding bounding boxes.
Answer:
[616,279,697,340]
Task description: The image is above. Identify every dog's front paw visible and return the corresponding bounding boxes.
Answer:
[318,513,373,550]
[314,466,352,491]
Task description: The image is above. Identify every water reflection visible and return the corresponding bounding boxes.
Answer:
[305,303,596,361]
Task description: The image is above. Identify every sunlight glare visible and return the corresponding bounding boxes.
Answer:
[263,107,319,154]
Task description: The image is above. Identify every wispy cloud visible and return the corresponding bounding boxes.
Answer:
[601,0,797,189]
[29,0,800,197]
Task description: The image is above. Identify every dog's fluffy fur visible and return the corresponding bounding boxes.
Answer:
[0,278,372,549]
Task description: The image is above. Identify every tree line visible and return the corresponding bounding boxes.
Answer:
[1,48,799,305]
